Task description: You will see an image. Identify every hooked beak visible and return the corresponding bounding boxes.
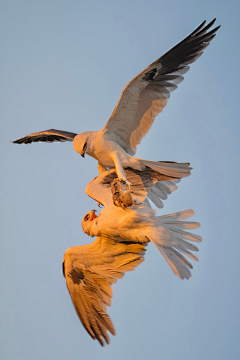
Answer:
[90,210,98,221]
[81,142,87,158]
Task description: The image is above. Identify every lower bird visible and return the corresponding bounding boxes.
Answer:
[62,168,201,346]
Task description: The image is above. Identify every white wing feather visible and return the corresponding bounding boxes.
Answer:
[63,237,146,346]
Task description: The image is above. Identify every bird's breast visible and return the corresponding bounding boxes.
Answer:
[88,133,126,167]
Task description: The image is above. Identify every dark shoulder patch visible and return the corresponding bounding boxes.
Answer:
[119,240,142,245]
[62,261,65,278]
[142,68,157,82]
[102,171,118,185]
[69,268,84,285]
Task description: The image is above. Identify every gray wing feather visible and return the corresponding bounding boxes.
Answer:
[12,129,77,144]
[103,19,220,155]
[86,166,181,208]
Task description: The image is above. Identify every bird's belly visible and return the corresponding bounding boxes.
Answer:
[97,207,150,244]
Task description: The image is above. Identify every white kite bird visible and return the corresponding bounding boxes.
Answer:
[63,168,201,346]
[13,19,220,183]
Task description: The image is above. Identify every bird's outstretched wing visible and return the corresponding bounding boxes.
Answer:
[63,236,146,346]
[12,129,77,144]
[85,166,180,208]
[103,19,220,155]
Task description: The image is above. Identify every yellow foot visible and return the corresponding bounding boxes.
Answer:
[116,177,132,188]
[132,201,142,206]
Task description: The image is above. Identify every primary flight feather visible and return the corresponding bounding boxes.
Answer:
[63,237,146,346]
[13,19,220,183]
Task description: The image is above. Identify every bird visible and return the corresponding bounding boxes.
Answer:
[83,167,202,280]
[12,19,220,184]
[63,168,201,347]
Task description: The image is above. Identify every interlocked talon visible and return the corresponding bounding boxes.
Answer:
[111,178,141,209]
[120,179,131,191]
[116,178,132,190]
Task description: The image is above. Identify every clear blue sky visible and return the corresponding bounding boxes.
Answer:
[1,1,240,359]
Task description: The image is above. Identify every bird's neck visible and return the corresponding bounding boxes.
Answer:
[85,131,98,156]
[89,218,99,237]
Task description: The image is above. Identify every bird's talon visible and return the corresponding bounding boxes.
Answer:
[116,177,132,189]
[132,202,142,206]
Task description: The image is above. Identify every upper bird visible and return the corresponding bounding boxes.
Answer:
[13,19,220,183]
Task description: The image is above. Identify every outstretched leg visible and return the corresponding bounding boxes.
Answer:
[97,163,108,175]
[110,152,131,185]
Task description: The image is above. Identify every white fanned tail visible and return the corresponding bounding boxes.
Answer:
[141,160,192,179]
[146,209,201,280]
[146,179,180,208]
[138,159,191,208]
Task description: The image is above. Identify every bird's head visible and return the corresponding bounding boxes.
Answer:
[81,210,98,235]
[73,132,92,158]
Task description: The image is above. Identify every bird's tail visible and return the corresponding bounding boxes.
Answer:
[145,209,201,280]
[140,160,192,180]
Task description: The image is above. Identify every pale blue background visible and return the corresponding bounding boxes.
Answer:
[1,1,240,359]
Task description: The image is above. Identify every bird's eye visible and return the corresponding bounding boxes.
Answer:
[84,214,90,221]
[83,142,87,152]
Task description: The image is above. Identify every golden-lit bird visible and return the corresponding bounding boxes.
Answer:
[13,19,220,184]
[62,168,201,346]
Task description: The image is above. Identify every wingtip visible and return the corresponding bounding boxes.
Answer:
[207,18,221,32]
[111,327,116,336]
[214,24,221,32]
[96,337,105,347]
[12,139,22,144]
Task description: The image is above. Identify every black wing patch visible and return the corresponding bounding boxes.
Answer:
[141,19,220,84]
[62,261,65,278]
[157,19,220,75]
[69,268,84,285]
[142,67,158,81]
